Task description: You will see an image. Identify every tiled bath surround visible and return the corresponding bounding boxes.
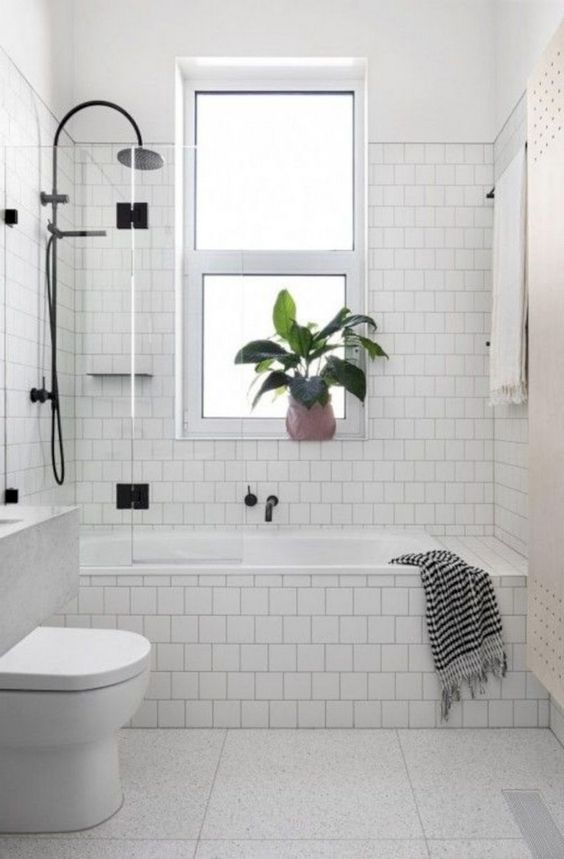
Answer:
[0,44,525,551]
[69,127,534,735]
[1,38,541,735]
[0,41,514,546]
[51,539,546,729]
[76,142,496,535]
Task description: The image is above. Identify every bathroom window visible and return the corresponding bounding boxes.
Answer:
[181,64,366,438]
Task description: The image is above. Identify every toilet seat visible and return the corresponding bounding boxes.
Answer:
[0,627,151,692]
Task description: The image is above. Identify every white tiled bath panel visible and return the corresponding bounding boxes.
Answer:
[76,142,496,534]
[53,547,546,729]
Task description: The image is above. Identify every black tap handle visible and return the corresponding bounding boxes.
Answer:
[30,377,52,404]
[244,486,258,507]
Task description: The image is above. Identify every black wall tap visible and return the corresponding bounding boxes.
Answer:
[265,495,279,522]
[244,486,258,507]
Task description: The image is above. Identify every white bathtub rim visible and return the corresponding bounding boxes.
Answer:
[81,562,418,576]
[80,562,526,578]
[79,528,527,578]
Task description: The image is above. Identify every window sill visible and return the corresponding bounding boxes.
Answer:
[176,432,368,442]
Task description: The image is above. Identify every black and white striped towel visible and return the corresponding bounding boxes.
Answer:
[390,550,507,719]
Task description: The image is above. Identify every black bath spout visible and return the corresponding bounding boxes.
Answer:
[265,495,279,522]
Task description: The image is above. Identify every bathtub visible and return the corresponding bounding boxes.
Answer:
[80,527,441,574]
[70,527,535,729]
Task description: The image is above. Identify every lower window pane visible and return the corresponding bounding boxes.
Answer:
[203,274,346,419]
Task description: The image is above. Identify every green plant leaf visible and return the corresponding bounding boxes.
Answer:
[272,289,296,340]
[323,356,366,402]
[342,313,378,330]
[356,335,388,359]
[255,358,275,373]
[289,376,329,409]
[235,340,291,365]
[252,370,291,409]
[287,322,313,359]
[344,331,388,360]
[314,307,350,341]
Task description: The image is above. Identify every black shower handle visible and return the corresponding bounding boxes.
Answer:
[30,376,52,404]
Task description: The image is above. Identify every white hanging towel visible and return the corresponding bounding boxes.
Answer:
[489,145,528,405]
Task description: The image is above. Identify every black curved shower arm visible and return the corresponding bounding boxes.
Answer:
[51,99,143,194]
[53,99,143,147]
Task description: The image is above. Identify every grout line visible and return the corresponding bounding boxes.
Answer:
[1,835,526,844]
[395,729,432,859]
[195,727,229,848]
[368,140,495,146]
[194,836,525,842]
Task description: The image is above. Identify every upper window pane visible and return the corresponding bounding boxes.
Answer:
[195,92,354,251]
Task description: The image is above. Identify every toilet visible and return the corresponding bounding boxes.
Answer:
[0,626,151,833]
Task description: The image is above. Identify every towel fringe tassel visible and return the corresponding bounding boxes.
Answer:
[440,634,506,721]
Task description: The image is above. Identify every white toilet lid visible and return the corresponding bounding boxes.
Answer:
[0,627,151,691]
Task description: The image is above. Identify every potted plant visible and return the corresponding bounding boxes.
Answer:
[234,289,388,440]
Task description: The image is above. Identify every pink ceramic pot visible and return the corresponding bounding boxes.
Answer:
[285,396,336,441]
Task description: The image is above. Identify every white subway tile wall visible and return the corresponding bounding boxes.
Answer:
[492,94,528,556]
[0,42,504,538]
[75,141,495,534]
[51,570,547,728]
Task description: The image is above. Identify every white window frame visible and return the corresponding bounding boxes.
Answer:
[179,64,367,439]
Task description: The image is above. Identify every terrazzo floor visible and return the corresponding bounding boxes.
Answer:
[1,728,563,857]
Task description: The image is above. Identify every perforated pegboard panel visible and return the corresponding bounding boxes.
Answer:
[529,40,564,163]
[527,19,564,705]
[529,579,564,686]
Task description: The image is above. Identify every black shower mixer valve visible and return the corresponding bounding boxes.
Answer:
[30,377,53,404]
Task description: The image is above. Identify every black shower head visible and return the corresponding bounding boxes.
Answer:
[117,146,164,171]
